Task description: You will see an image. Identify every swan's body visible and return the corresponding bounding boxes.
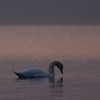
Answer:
[13,61,63,79]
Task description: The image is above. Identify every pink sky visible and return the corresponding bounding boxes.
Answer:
[0,25,100,60]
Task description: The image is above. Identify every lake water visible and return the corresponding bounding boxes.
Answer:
[0,25,100,100]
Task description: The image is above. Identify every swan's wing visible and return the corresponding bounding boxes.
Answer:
[15,68,48,78]
[26,68,49,77]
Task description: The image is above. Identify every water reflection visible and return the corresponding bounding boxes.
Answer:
[49,77,64,98]
[13,77,64,99]
[14,77,63,87]
[49,77,63,87]
[14,77,47,86]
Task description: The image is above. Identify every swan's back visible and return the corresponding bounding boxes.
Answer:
[14,68,48,78]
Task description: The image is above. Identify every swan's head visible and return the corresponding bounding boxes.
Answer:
[52,61,63,74]
[49,61,63,75]
[56,62,63,74]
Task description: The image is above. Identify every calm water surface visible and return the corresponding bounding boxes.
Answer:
[0,25,100,100]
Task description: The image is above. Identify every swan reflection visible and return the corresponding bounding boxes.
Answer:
[49,77,63,87]
[49,77,64,97]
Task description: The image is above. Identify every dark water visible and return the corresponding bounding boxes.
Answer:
[0,25,100,100]
[0,59,100,100]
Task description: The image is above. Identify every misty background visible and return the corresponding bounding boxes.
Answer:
[0,0,100,25]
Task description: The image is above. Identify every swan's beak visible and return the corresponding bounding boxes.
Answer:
[61,70,63,74]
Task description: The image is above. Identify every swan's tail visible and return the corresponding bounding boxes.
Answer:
[12,71,18,75]
[12,71,23,78]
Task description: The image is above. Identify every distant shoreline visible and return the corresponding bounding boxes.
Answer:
[0,19,100,25]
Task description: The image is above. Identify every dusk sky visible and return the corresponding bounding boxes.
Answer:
[0,0,100,24]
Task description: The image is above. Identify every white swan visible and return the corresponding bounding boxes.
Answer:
[13,61,63,79]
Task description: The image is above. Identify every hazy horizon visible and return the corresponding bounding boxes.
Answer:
[0,25,100,61]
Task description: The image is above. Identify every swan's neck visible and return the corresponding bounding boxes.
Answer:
[48,63,55,76]
[48,61,63,77]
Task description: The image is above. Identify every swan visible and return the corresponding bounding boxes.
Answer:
[13,61,63,79]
